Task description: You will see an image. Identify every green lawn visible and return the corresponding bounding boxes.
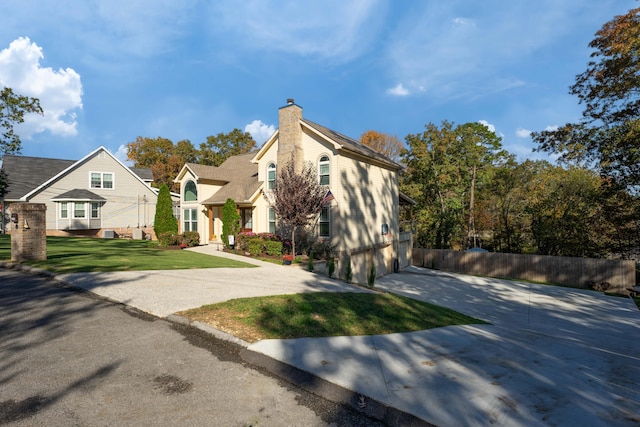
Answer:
[178,292,488,343]
[0,235,255,273]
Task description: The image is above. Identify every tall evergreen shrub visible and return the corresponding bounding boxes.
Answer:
[221,198,241,249]
[154,184,178,235]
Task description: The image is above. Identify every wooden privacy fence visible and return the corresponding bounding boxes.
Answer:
[412,248,636,294]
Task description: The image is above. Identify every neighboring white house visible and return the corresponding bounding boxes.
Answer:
[175,99,413,282]
[1,146,159,238]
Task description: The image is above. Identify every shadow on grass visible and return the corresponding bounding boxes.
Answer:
[0,235,254,272]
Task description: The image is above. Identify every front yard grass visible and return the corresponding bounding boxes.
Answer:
[178,292,489,343]
[0,235,255,273]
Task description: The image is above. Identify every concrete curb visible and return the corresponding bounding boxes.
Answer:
[240,348,433,427]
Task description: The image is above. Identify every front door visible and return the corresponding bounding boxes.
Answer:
[240,208,253,233]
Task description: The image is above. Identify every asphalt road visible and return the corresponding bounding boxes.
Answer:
[0,269,386,426]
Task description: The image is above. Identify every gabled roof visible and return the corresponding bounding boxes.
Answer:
[1,155,75,200]
[178,163,229,182]
[51,189,107,202]
[251,117,401,171]
[200,153,261,205]
[1,147,156,201]
[301,119,401,170]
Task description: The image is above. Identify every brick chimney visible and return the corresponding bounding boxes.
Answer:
[277,99,304,172]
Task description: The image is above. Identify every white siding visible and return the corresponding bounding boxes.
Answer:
[29,149,157,231]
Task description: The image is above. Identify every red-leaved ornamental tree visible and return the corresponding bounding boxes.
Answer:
[265,159,327,256]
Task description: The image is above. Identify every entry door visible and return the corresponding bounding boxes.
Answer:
[240,208,253,232]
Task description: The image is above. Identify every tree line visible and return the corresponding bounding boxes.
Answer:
[397,7,640,259]
[126,130,257,191]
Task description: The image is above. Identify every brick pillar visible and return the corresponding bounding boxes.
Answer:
[11,203,47,262]
[277,99,304,172]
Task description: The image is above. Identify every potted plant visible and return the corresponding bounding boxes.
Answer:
[282,254,294,265]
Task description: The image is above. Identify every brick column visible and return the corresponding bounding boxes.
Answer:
[11,203,47,262]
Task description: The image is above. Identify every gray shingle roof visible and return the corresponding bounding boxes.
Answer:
[51,189,107,201]
[1,154,153,200]
[200,153,260,205]
[129,167,153,181]
[1,155,75,200]
[183,163,228,182]
[301,119,401,170]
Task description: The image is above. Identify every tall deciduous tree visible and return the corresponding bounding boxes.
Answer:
[126,136,197,191]
[265,159,327,256]
[198,129,256,167]
[455,122,508,248]
[401,121,464,248]
[1,87,43,155]
[360,130,404,163]
[532,7,640,188]
[400,121,506,249]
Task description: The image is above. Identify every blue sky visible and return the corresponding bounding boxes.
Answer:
[0,1,636,165]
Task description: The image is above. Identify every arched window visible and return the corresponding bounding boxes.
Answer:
[319,155,330,186]
[184,180,197,201]
[267,163,276,189]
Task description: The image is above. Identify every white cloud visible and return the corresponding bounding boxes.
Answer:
[245,120,275,144]
[544,125,559,132]
[452,17,473,26]
[478,120,496,133]
[0,37,82,138]
[516,128,532,138]
[114,144,133,165]
[387,83,410,96]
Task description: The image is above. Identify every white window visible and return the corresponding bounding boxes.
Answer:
[90,172,114,189]
[267,163,276,190]
[319,206,330,237]
[60,202,68,219]
[319,156,330,186]
[73,202,86,218]
[268,207,276,234]
[91,202,100,219]
[183,208,197,232]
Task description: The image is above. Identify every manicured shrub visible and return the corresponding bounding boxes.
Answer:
[248,238,263,256]
[158,232,180,247]
[307,250,314,272]
[367,263,376,288]
[327,258,335,278]
[235,232,257,252]
[311,241,334,260]
[182,231,200,247]
[154,184,178,236]
[221,199,240,249]
[265,240,283,256]
[344,257,352,283]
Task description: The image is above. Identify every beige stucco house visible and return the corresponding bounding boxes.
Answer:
[174,99,413,282]
[1,146,158,238]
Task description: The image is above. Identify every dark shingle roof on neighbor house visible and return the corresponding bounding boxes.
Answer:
[1,154,153,200]
[51,189,107,201]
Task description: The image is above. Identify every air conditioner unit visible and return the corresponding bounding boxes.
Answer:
[102,230,115,239]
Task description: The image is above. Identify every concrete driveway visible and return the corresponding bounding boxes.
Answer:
[53,247,640,426]
[56,247,370,317]
[251,266,640,426]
